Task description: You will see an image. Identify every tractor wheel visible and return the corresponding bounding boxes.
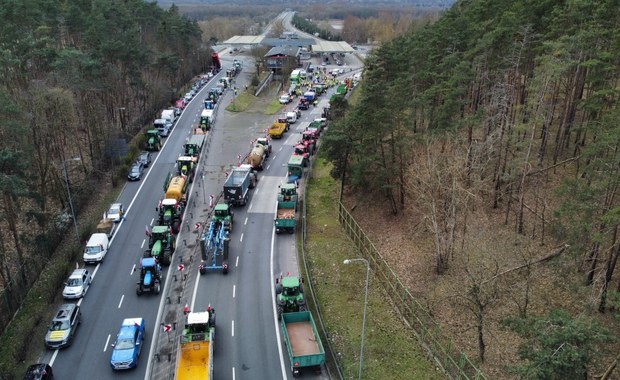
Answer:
[275,284,283,294]
[143,250,150,258]
[299,304,307,312]
[288,228,294,234]
[299,284,305,293]
[162,251,171,265]
[136,286,143,296]
[173,221,180,234]
[276,228,281,234]
[222,266,228,275]
[199,267,206,275]
[154,282,161,294]
[277,306,283,320]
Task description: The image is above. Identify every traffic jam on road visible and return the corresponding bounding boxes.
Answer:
[31,38,362,379]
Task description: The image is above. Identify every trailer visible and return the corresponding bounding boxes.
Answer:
[175,310,215,380]
[223,166,254,206]
[199,220,230,275]
[281,311,325,377]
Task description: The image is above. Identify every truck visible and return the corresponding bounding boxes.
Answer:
[145,130,162,151]
[286,111,297,124]
[211,51,221,72]
[268,122,287,139]
[144,225,176,264]
[246,144,266,171]
[199,218,230,275]
[303,91,316,102]
[184,135,205,157]
[200,109,215,131]
[275,197,296,234]
[175,309,215,380]
[157,198,184,234]
[280,311,325,377]
[136,257,162,296]
[223,166,254,207]
[161,109,176,125]
[287,155,305,184]
[177,156,197,182]
[275,274,306,319]
[154,118,172,137]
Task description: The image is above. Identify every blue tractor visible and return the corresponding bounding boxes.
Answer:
[136,257,162,296]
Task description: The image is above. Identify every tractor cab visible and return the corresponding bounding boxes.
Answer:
[213,203,233,232]
[177,156,197,177]
[136,257,162,295]
[204,99,215,110]
[159,198,182,227]
[256,137,272,155]
[145,129,161,151]
[293,144,310,162]
[278,183,298,203]
[275,275,306,319]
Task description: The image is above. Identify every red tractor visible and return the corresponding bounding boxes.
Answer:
[300,131,316,155]
[293,144,311,165]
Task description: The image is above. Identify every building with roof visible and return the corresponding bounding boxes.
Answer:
[264,45,301,71]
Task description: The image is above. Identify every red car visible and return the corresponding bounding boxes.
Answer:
[175,99,187,110]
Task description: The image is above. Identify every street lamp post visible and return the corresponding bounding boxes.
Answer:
[62,157,81,243]
[343,258,370,380]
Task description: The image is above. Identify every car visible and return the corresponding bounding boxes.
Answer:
[62,268,92,299]
[127,162,144,181]
[207,72,214,79]
[336,60,343,66]
[321,61,326,66]
[279,94,291,104]
[110,318,146,370]
[107,202,124,222]
[183,93,192,102]
[137,151,151,168]
[189,89,197,97]
[44,303,81,349]
[23,363,54,380]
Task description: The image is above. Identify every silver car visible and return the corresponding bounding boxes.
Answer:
[107,203,124,222]
[44,303,81,349]
[62,269,92,299]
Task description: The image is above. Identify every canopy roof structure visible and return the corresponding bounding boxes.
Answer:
[311,40,355,53]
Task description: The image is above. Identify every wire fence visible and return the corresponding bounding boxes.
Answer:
[336,204,486,380]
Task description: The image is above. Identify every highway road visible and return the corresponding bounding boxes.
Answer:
[37,10,363,380]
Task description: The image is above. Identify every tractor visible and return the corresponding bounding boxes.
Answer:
[144,225,175,265]
[275,274,306,320]
[293,144,311,165]
[212,203,234,232]
[157,199,183,234]
[136,257,162,296]
[145,130,162,151]
[277,183,298,205]
[300,131,316,155]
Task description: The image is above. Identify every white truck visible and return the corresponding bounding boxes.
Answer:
[286,111,297,124]
[161,109,176,125]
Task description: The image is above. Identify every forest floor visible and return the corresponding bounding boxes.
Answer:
[340,178,620,378]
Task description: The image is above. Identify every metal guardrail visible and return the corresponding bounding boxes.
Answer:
[336,204,486,380]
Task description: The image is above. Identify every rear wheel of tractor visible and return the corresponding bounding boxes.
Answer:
[199,267,206,275]
[277,306,283,320]
[143,250,150,258]
[154,282,161,294]
[173,221,180,234]
[299,284,304,293]
[163,251,171,265]
[300,304,307,312]
[136,286,143,296]
[288,228,294,234]
[275,228,281,234]
[223,266,228,275]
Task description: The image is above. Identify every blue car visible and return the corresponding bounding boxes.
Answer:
[110,318,145,370]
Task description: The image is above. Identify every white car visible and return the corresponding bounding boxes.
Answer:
[63,269,92,299]
[279,95,291,104]
[107,203,124,222]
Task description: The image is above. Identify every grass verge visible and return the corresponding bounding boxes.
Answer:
[225,91,254,112]
[265,98,284,115]
[303,157,438,380]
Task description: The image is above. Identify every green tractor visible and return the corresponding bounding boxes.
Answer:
[157,198,183,234]
[145,129,162,151]
[212,203,234,232]
[275,274,306,320]
[277,183,298,207]
[144,225,176,265]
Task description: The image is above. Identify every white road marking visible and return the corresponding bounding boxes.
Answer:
[91,263,101,280]
[278,146,282,151]
[141,239,146,249]
[130,264,136,275]
[150,218,154,226]
[77,298,83,307]
[240,233,244,242]
[232,367,236,380]
[49,349,59,366]
[233,285,236,298]
[103,334,111,352]
[118,295,124,308]
[231,320,235,337]
[244,217,248,225]
[267,165,271,170]
[273,154,278,159]
[236,256,239,267]
[248,202,253,211]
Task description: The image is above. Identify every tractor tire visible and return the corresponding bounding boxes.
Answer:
[173,221,180,234]
[276,228,281,234]
[299,304,307,312]
[143,250,150,258]
[154,282,161,294]
[275,284,283,294]
[222,266,228,275]
[277,306,283,320]
[136,286,143,296]
[199,267,206,275]
[162,251,171,265]
[288,228,294,234]
[299,284,304,293]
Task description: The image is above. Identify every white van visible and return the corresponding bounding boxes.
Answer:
[286,111,297,124]
[83,233,110,264]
